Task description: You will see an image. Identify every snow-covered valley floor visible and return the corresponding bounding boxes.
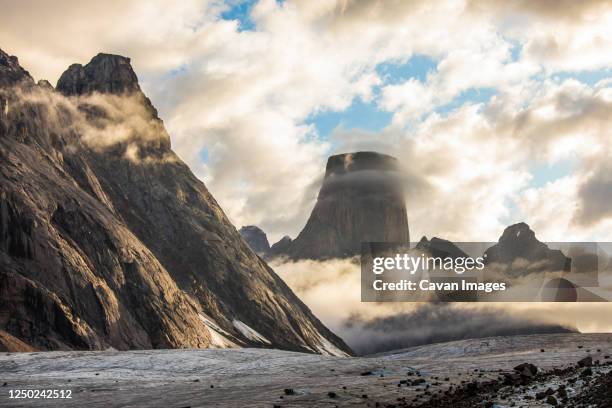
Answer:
[1,333,612,407]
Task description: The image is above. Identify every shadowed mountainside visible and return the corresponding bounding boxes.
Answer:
[0,48,351,355]
[269,151,410,260]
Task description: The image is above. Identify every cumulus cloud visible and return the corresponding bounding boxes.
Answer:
[1,0,611,242]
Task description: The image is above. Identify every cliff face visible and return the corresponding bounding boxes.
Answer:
[484,222,571,277]
[0,49,351,355]
[270,152,410,260]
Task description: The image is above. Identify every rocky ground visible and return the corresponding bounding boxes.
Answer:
[1,333,611,407]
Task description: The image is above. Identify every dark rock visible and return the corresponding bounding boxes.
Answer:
[239,226,270,255]
[37,80,53,90]
[327,392,337,398]
[268,152,409,260]
[0,48,352,356]
[0,49,33,88]
[416,236,468,259]
[546,395,558,406]
[484,223,570,278]
[536,388,555,400]
[269,236,292,256]
[283,389,294,395]
[577,356,593,367]
[514,363,538,378]
[581,368,593,377]
[556,387,567,398]
[57,54,140,96]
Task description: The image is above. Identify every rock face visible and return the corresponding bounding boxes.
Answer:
[0,49,351,355]
[415,236,468,259]
[269,152,409,260]
[239,226,270,255]
[56,54,140,96]
[484,222,571,277]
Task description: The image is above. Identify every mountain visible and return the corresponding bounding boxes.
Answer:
[484,222,571,277]
[0,48,351,355]
[239,225,270,255]
[415,236,469,259]
[268,151,410,260]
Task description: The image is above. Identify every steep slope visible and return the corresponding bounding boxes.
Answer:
[269,152,410,260]
[0,49,351,355]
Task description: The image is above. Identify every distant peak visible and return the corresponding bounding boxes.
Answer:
[501,222,535,241]
[0,48,34,87]
[56,52,140,96]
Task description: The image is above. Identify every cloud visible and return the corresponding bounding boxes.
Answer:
[273,257,612,355]
[345,304,575,355]
[8,84,175,164]
[1,0,612,243]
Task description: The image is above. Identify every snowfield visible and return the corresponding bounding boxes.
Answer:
[0,333,611,407]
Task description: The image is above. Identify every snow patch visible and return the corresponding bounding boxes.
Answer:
[314,334,349,357]
[199,314,239,349]
[232,320,271,345]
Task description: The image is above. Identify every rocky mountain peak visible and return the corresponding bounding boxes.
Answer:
[269,151,409,260]
[0,48,33,87]
[239,226,270,255]
[56,53,141,97]
[485,222,570,276]
[499,222,536,243]
[1,49,352,356]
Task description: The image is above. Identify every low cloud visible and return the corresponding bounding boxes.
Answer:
[273,257,612,355]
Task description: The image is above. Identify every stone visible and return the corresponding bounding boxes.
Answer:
[513,363,538,378]
[269,152,409,260]
[0,48,352,356]
[577,356,593,367]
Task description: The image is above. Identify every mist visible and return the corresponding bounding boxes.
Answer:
[273,257,612,355]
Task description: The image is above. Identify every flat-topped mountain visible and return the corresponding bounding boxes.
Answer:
[269,151,410,260]
[0,49,351,355]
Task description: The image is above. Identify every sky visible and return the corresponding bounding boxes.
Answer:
[1,0,612,244]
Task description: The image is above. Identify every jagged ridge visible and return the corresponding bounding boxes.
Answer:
[0,49,351,355]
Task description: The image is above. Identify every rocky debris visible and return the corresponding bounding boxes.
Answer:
[514,363,538,378]
[268,152,409,260]
[577,356,592,367]
[0,48,352,356]
[0,333,611,407]
[535,387,555,399]
[484,222,570,277]
[239,225,270,255]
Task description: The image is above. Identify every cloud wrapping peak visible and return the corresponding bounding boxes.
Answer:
[1,0,612,241]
